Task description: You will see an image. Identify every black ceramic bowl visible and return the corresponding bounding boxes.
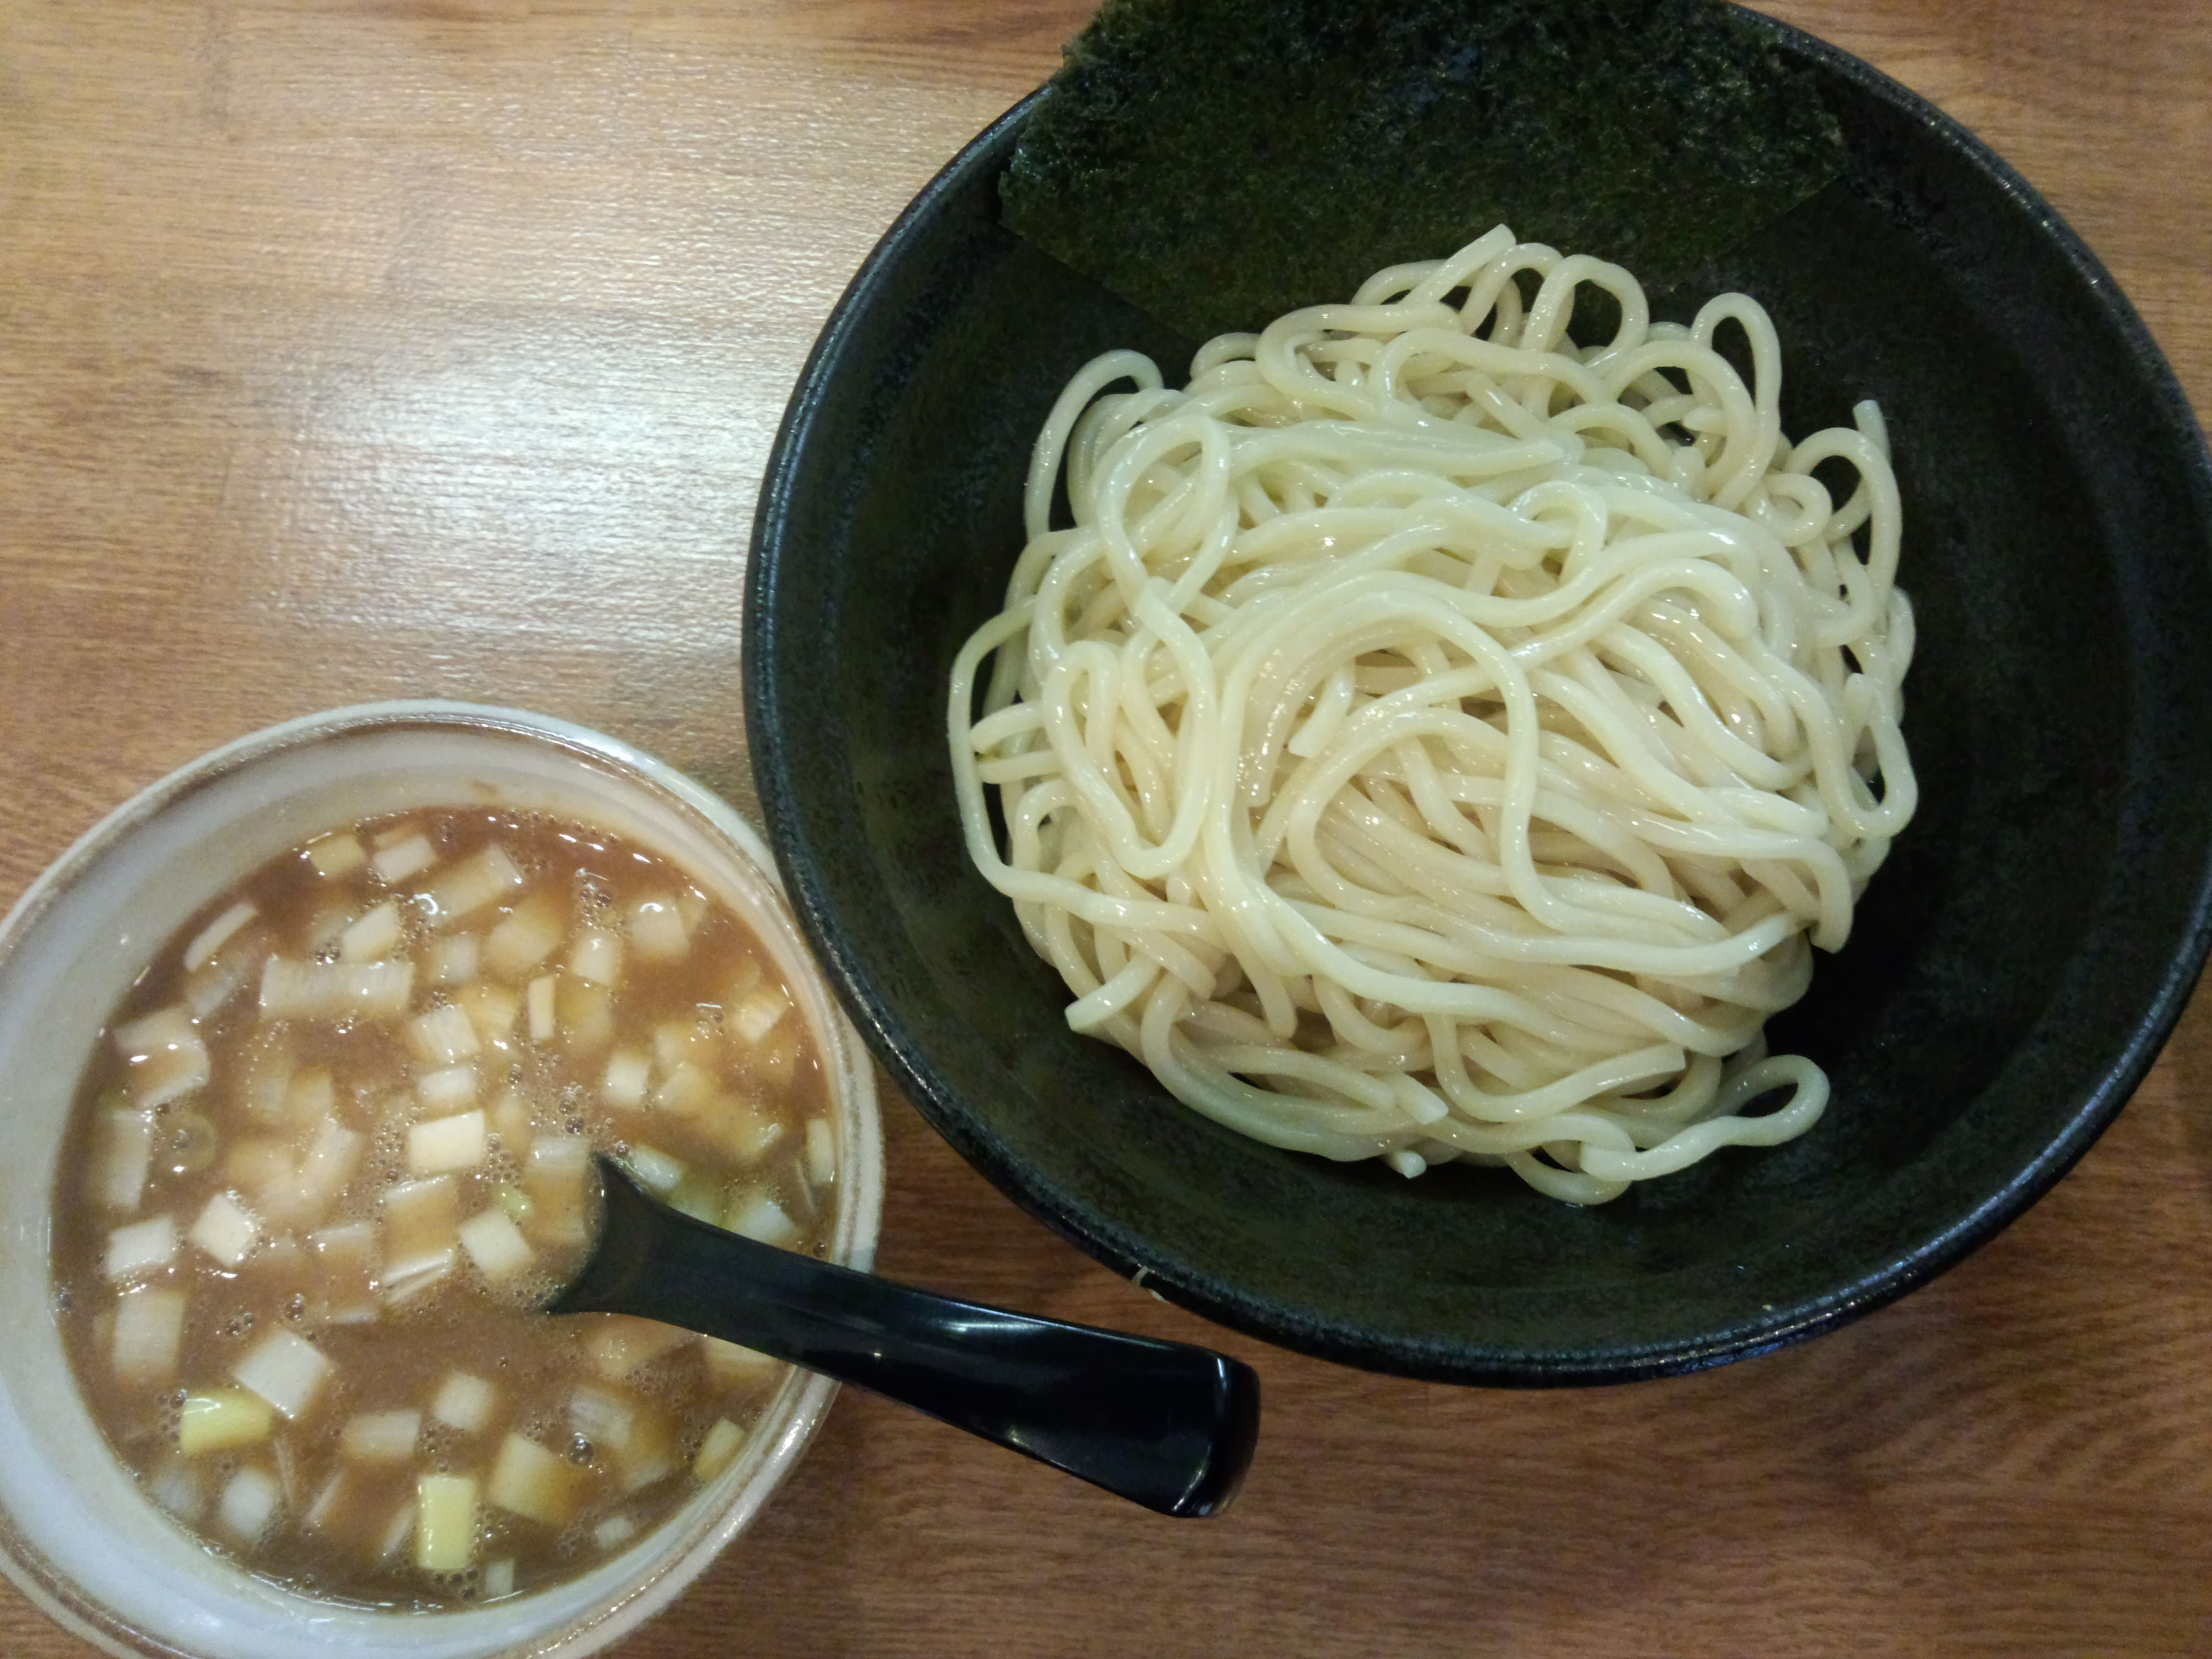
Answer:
[746,19,2212,1385]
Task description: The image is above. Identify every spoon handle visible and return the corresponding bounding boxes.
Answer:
[549,1159,1260,1518]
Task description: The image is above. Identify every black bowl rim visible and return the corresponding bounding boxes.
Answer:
[747,15,2212,1385]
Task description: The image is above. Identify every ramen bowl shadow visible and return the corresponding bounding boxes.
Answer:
[745,20,2212,1385]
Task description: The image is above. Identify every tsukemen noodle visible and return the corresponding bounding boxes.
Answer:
[950,227,1916,1203]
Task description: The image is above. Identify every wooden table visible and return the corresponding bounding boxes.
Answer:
[4,3,2210,1654]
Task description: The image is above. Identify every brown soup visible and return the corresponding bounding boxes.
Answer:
[50,807,834,1609]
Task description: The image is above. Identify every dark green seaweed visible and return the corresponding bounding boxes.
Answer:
[1000,0,1846,341]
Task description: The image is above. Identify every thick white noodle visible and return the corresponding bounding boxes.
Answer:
[947,228,1916,1203]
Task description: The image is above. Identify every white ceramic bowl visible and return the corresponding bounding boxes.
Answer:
[0,701,884,1659]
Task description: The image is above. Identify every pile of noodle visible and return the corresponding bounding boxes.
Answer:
[947,227,1915,1203]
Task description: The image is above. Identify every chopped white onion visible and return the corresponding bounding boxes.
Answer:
[261,1117,363,1229]
[306,833,368,878]
[731,986,789,1047]
[622,1145,684,1193]
[423,846,527,926]
[407,1004,480,1068]
[709,1100,786,1167]
[245,1231,304,1283]
[375,1498,416,1561]
[382,1175,460,1288]
[89,1108,157,1213]
[567,929,622,989]
[559,977,614,1051]
[183,945,260,1019]
[652,1018,718,1073]
[726,1192,799,1250]
[258,957,414,1021]
[408,1110,488,1176]
[430,1370,497,1435]
[298,1116,362,1202]
[424,933,481,986]
[485,1434,586,1528]
[457,981,520,1044]
[525,974,557,1042]
[183,901,258,973]
[457,1209,534,1281]
[381,1256,453,1308]
[216,1466,282,1544]
[104,1214,179,1282]
[308,1222,380,1327]
[416,1063,477,1112]
[485,894,566,982]
[149,1459,206,1521]
[338,1409,421,1466]
[114,1005,211,1110]
[285,1066,336,1123]
[487,1089,534,1155]
[626,895,689,962]
[693,1417,748,1483]
[240,1039,295,1122]
[188,1190,262,1267]
[570,1384,676,1493]
[567,1384,635,1446]
[371,833,437,885]
[111,1286,188,1386]
[233,1327,333,1420]
[523,1137,593,1246]
[601,1047,650,1110]
[651,1062,716,1116]
[338,901,403,963]
[303,1470,347,1531]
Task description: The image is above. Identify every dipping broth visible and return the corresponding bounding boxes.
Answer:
[49,808,835,1609]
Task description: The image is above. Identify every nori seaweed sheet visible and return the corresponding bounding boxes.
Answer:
[1000,0,1845,341]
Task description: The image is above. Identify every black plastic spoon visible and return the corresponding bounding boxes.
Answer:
[547,1157,1260,1517]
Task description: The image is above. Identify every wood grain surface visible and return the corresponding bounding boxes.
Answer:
[4,3,2211,1655]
